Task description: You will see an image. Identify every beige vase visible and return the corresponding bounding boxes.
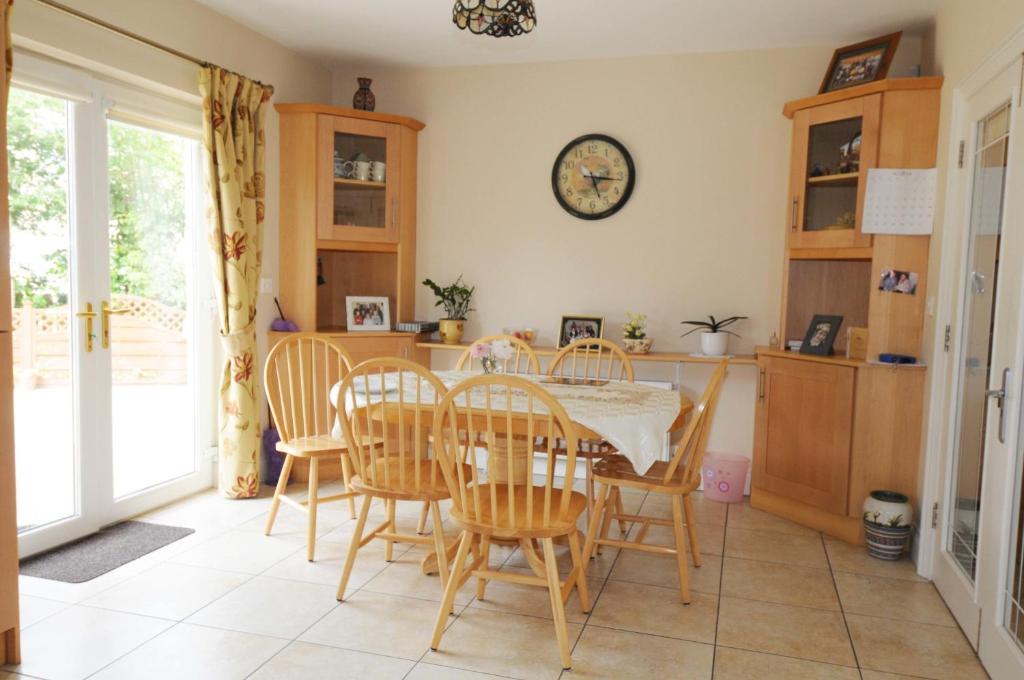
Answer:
[438,318,465,345]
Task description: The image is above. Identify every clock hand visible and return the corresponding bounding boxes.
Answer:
[589,174,601,196]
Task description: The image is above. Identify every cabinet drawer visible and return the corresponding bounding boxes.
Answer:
[753,356,854,514]
[326,335,412,365]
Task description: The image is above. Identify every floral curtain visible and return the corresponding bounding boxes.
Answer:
[199,66,273,498]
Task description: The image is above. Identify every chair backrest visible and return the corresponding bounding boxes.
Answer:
[335,357,448,494]
[663,359,729,487]
[455,334,540,375]
[433,375,579,532]
[547,338,635,382]
[264,333,353,443]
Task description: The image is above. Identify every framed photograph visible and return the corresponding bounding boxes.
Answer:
[800,314,844,356]
[878,268,918,295]
[558,315,604,348]
[346,296,390,332]
[819,32,902,94]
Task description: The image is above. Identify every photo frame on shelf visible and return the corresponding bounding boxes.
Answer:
[800,314,844,356]
[819,32,902,94]
[558,315,604,348]
[346,296,391,332]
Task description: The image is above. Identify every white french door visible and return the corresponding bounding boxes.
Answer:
[9,55,214,557]
[931,55,1024,678]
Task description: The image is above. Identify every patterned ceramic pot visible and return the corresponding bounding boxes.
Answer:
[352,77,376,111]
[623,337,653,354]
[438,319,465,345]
[863,490,914,560]
[863,521,913,561]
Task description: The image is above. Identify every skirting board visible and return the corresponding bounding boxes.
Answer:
[750,487,864,545]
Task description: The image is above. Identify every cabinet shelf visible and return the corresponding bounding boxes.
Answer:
[333,177,386,189]
[807,172,859,186]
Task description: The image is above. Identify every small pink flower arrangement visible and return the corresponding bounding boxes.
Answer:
[469,339,515,373]
[470,342,491,359]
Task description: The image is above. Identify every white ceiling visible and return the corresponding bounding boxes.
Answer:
[196,0,942,69]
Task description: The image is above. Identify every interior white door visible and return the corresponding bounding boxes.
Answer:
[932,59,1024,677]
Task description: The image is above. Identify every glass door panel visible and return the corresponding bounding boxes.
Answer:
[107,119,199,499]
[8,87,77,532]
[1010,417,1024,653]
[804,117,861,232]
[332,131,387,229]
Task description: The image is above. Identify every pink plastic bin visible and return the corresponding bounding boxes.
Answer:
[701,452,749,503]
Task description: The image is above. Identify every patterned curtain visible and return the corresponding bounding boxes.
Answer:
[199,67,274,498]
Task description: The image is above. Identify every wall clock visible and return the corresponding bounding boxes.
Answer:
[551,133,635,220]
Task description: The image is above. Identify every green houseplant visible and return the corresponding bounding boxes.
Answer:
[680,315,747,356]
[423,275,475,344]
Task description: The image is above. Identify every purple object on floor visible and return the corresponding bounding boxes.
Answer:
[262,426,283,486]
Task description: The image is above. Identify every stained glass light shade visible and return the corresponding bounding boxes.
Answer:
[453,0,537,38]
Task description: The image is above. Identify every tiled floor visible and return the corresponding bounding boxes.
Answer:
[3,484,989,680]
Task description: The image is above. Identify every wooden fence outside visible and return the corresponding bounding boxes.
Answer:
[12,294,189,387]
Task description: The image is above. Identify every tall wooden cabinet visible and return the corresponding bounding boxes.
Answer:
[752,78,942,544]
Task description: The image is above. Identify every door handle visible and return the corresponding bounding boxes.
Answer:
[790,197,799,231]
[758,368,766,400]
[101,300,131,349]
[986,367,1009,443]
[75,302,96,352]
[971,271,986,294]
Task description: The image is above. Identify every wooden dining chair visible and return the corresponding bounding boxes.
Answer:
[335,358,466,601]
[546,337,635,537]
[429,375,591,671]
[454,334,540,375]
[581,359,728,603]
[263,333,361,562]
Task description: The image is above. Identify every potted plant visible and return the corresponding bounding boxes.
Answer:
[680,315,747,356]
[622,312,653,354]
[423,275,475,345]
[862,490,914,560]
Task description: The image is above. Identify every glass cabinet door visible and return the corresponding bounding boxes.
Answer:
[788,95,879,249]
[317,116,400,243]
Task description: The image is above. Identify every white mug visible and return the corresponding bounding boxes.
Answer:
[335,159,355,178]
[353,160,371,181]
[371,161,386,183]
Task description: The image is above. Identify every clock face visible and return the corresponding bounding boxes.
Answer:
[552,134,635,220]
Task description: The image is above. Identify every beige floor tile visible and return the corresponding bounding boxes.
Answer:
[468,566,599,623]
[185,576,338,639]
[860,672,928,680]
[238,503,347,538]
[262,539,389,592]
[716,596,856,667]
[424,608,582,680]
[406,663,509,679]
[18,594,68,628]
[169,529,302,574]
[847,613,987,679]
[139,489,274,531]
[363,546,475,605]
[300,590,451,661]
[89,622,288,680]
[249,640,414,679]
[835,571,955,627]
[623,521,725,557]
[504,540,619,578]
[588,580,718,643]
[713,646,860,679]
[569,624,714,679]
[824,538,926,582]
[725,527,828,569]
[608,549,721,595]
[720,558,838,610]
[726,503,820,537]
[4,605,172,680]
[83,563,249,621]
[639,491,728,526]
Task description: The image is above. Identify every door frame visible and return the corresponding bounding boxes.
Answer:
[11,52,216,557]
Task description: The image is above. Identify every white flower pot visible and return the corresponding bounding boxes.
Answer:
[700,331,729,356]
[862,490,913,528]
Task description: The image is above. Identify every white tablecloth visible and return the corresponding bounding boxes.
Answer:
[330,370,682,475]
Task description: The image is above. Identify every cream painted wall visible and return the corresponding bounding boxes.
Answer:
[330,45,925,462]
[11,0,333,446]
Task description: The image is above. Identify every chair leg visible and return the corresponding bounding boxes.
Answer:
[598,485,617,550]
[264,454,294,535]
[585,458,596,525]
[337,494,373,601]
[682,493,702,568]
[567,530,591,614]
[476,535,492,600]
[417,501,430,535]
[340,453,356,520]
[670,494,692,604]
[614,488,628,535]
[384,498,397,562]
[431,530,473,651]
[582,482,609,562]
[542,537,573,670]
[306,457,320,562]
[428,501,452,609]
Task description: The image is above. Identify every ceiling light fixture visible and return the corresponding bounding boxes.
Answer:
[453,0,536,38]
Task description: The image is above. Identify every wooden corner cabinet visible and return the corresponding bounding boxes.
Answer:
[752,78,942,544]
[275,103,429,481]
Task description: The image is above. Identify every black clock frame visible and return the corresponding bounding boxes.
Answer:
[551,133,636,220]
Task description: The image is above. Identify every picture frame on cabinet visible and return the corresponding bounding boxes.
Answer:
[558,315,604,348]
[819,32,902,94]
[800,314,844,356]
[346,296,391,331]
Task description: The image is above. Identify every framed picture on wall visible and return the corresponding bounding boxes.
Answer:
[346,296,390,332]
[800,314,844,356]
[558,315,604,348]
[819,32,902,93]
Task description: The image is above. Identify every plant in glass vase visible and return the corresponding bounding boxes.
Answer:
[680,315,747,356]
[469,339,514,373]
[622,312,653,354]
[423,275,475,345]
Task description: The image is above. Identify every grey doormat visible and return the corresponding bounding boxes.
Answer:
[20,521,195,583]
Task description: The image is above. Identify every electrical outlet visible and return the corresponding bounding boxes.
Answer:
[259,277,273,294]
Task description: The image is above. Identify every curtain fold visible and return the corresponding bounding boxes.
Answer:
[199,66,274,498]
